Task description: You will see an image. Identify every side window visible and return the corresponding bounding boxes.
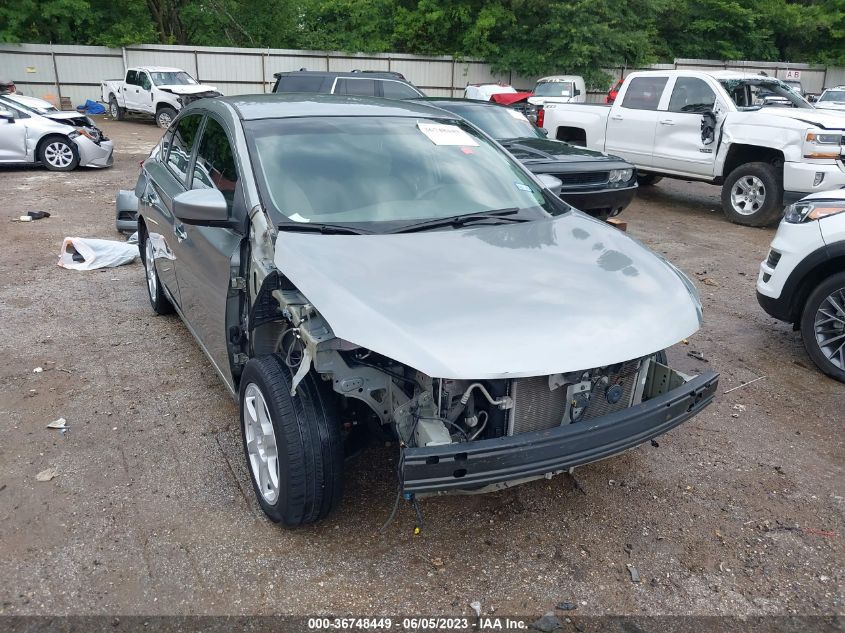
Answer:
[192,117,239,210]
[126,70,138,85]
[139,72,152,91]
[381,80,421,99]
[166,114,203,185]
[668,77,716,114]
[0,101,28,119]
[335,78,377,97]
[621,77,669,110]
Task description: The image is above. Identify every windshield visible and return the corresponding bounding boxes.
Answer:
[436,104,541,140]
[150,71,197,86]
[246,116,557,230]
[820,90,845,103]
[5,97,58,114]
[719,78,811,109]
[534,81,573,98]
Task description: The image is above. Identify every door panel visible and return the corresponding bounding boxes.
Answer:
[605,76,669,168]
[652,77,718,176]
[135,72,154,114]
[0,116,28,161]
[173,115,243,388]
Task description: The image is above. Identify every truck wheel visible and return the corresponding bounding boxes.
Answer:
[109,96,124,120]
[239,355,344,526]
[799,272,845,383]
[38,136,79,171]
[156,106,177,129]
[636,173,663,187]
[721,162,783,227]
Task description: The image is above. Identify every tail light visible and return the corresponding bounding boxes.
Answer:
[536,106,544,128]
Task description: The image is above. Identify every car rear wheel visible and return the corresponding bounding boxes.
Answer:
[140,229,174,315]
[239,355,344,526]
[721,162,783,227]
[156,106,177,129]
[800,272,845,383]
[109,96,125,120]
[39,136,79,171]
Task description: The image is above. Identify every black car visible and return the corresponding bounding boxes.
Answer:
[417,98,638,220]
[273,69,424,99]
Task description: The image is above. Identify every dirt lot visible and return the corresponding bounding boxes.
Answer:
[0,118,842,619]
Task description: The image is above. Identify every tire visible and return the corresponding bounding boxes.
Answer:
[109,96,124,121]
[636,173,663,187]
[156,106,177,130]
[38,136,79,171]
[721,162,783,227]
[799,272,845,383]
[140,228,174,315]
[239,355,344,526]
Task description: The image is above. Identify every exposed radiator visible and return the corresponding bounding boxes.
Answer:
[508,360,643,435]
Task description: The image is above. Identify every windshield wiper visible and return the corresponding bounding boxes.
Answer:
[391,208,527,234]
[277,221,371,235]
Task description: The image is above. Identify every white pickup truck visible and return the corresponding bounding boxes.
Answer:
[541,70,845,226]
[101,67,220,129]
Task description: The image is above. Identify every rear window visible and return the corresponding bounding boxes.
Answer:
[381,80,422,99]
[276,75,326,93]
[334,78,377,97]
[621,77,668,110]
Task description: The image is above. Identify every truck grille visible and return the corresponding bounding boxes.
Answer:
[508,360,643,435]
[550,172,609,187]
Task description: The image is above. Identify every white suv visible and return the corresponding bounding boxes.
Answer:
[757,189,845,381]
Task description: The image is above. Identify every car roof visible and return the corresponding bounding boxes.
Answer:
[412,97,503,108]
[196,93,462,121]
[272,69,409,80]
[536,75,582,83]
[133,66,184,73]
[628,69,785,81]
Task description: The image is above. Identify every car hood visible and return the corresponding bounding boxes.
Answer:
[273,213,702,379]
[754,107,845,129]
[44,111,94,126]
[158,84,218,95]
[815,102,845,112]
[528,96,575,106]
[499,137,620,164]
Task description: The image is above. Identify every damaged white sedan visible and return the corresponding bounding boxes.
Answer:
[131,94,719,526]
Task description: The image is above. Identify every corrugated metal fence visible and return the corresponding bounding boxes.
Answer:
[0,42,841,108]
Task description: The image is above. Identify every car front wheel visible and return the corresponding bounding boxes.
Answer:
[800,272,845,383]
[239,355,344,526]
[39,136,79,171]
[156,106,177,129]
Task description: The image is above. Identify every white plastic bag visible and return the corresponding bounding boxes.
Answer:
[57,237,138,270]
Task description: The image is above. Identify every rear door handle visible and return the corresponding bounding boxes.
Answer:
[659,119,675,125]
[174,224,187,242]
[610,114,623,120]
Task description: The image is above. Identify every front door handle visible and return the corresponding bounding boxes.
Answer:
[659,119,675,126]
[610,114,623,120]
[174,224,187,242]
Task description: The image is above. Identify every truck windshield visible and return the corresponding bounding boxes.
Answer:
[719,78,811,110]
[820,90,845,103]
[246,116,556,230]
[434,103,541,140]
[150,72,197,86]
[534,82,573,98]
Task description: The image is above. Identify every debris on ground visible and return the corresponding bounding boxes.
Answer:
[470,601,482,617]
[626,563,641,582]
[35,467,58,482]
[555,602,577,611]
[46,417,67,429]
[127,231,139,244]
[57,237,138,271]
[733,404,746,412]
[530,612,562,632]
[27,211,51,220]
[724,376,766,394]
[687,350,709,362]
[700,277,719,287]
[32,367,43,373]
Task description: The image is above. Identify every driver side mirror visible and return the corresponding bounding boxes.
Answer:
[0,109,15,123]
[700,110,717,145]
[536,173,562,196]
[173,188,229,225]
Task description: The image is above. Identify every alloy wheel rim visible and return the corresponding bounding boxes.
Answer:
[44,142,73,168]
[730,175,766,216]
[814,287,845,370]
[243,383,280,503]
[158,112,172,128]
[110,101,118,117]
[144,238,157,300]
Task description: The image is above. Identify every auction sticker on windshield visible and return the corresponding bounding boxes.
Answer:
[417,122,479,146]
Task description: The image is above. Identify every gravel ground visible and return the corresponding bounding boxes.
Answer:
[0,119,842,619]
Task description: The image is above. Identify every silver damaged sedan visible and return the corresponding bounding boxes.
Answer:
[131,94,719,526]
[0,94,113,170]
